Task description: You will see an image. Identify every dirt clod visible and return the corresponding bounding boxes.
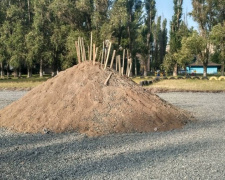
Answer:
[0,61,191,136]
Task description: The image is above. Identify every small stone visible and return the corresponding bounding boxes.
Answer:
[43,128,50,134]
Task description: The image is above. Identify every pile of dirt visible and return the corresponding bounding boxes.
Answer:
[0,61,191,136]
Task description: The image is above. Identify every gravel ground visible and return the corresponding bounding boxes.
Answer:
[0,91,225,180]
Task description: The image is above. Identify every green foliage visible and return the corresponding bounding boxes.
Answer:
[210,22,225,74]
[0,0,165,77]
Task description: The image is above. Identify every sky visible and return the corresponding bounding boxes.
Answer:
[155,0,199,31]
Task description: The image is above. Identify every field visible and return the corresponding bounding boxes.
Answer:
[1,75,225,92]
[0,75,50,89]
[132,77,225,92]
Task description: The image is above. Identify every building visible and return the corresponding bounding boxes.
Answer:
[186,62,221,75]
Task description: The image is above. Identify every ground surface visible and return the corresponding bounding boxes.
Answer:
[1,91,225,179]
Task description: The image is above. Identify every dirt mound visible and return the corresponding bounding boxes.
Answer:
[0,61,191,136]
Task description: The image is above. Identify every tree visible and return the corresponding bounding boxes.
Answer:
[1,1,29,78]
[167,0,183,76]
[181,31,207,70]
[191,0,218,77]
[159,19,168,68]
[145,0,156,74]
[27,0,53,77]
[152,16,168,70]
[210,23,225,75]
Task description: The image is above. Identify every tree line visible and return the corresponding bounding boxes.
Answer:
[0,0,224,78]
[0,0,169,78]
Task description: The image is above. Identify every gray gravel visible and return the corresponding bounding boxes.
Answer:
[0,91,225,180]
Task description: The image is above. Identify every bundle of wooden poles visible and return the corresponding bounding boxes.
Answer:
[75,32,132,77]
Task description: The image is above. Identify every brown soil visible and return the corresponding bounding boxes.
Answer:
[0,61,192,136]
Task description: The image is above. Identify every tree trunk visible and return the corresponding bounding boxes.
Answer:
[6,64,10,79]
[203,63,207,77]
[144,62,147,77]
[40,59,43,77]
[0,62,4,78]
[135,58,137,76]
[147,54,150,73]
[18,69,21,78]
[173,63,178,76]
[27,67,32,78]
[51,71,56,77]
[184,65,187,76]
[221,42,224,76]
[27,0,31,22]
[14,69,18,78]
[221,61,224,76]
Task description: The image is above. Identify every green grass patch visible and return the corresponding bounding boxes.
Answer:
[148,79,225,91]
[0,75,51,89]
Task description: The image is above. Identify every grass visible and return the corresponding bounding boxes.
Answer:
[0,74,224,92]
[0,74,51,89]
[132,75,225,91]
[141,78,225,91]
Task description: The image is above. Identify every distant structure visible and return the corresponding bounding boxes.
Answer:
[186,62,221,75]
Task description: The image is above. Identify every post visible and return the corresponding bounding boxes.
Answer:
[82,38,86,61]
[87,46,90,61]
[128,58,132,77]
[78,37,83,62]
[126,50,130,76]
[75,41,81,64]
[101,42,104,68]
[110,50,116,69]
[95,47,98,62]
[89,32,92,61]
[116,55,118,71]
[104,42,112,70]
[122,49,125,74]
[93,44,96,65]
[104,72,113,86]
[117,55,121,75]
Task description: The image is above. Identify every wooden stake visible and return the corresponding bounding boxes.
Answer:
[101,42,104,68]
[116,55,118,71]
[95,47,98,62]
[82,38,86,61]
[110,50,116,69]
[89,32,92,61]
[104,42,112,69]
[87,46,90,61]
[81,38,84,61]
[78,37,83,62]
[126,58,130,76]
[93,44,96,65]
[75,41,81,64]
[121,49,125,75]
[118,55,121,75]
[128,58,132,77]
[126,50,129,75]
[104,72,113,86]
[122,49,125,67]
